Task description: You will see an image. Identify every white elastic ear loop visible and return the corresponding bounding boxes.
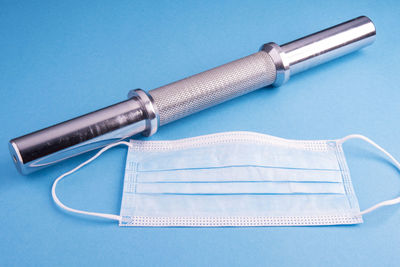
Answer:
[338,134,400,216]
[51,141,132,221]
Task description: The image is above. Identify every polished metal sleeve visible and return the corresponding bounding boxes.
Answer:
[149,51,276,125]
[281,16,376,76]
[9,89,158,174]
[261,16,376,85]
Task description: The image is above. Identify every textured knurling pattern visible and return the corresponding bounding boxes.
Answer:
[149,51,276,126]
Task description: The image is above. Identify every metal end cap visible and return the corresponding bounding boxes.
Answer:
[9,140,26,174]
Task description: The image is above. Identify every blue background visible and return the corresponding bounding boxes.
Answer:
[1,1,400,266]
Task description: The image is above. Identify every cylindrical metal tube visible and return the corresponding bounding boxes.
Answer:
[260,16,376,85]
[9,89,158,174]
[281,16,376,75]
[9,16,376,175]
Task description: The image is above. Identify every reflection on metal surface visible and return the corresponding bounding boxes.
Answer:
[9,89,157,174]
[261,16,376,84]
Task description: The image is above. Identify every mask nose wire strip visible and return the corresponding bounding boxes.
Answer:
[338,134,400,216]
[51,141,133,221]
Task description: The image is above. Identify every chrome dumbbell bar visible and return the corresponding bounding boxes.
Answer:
[9,16,376,174]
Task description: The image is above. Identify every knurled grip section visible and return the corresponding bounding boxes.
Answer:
[149,51,276,126]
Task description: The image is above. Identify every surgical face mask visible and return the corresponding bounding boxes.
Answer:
[52,131,400,227]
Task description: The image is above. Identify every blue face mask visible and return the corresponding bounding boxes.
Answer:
[52,131,400,227]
